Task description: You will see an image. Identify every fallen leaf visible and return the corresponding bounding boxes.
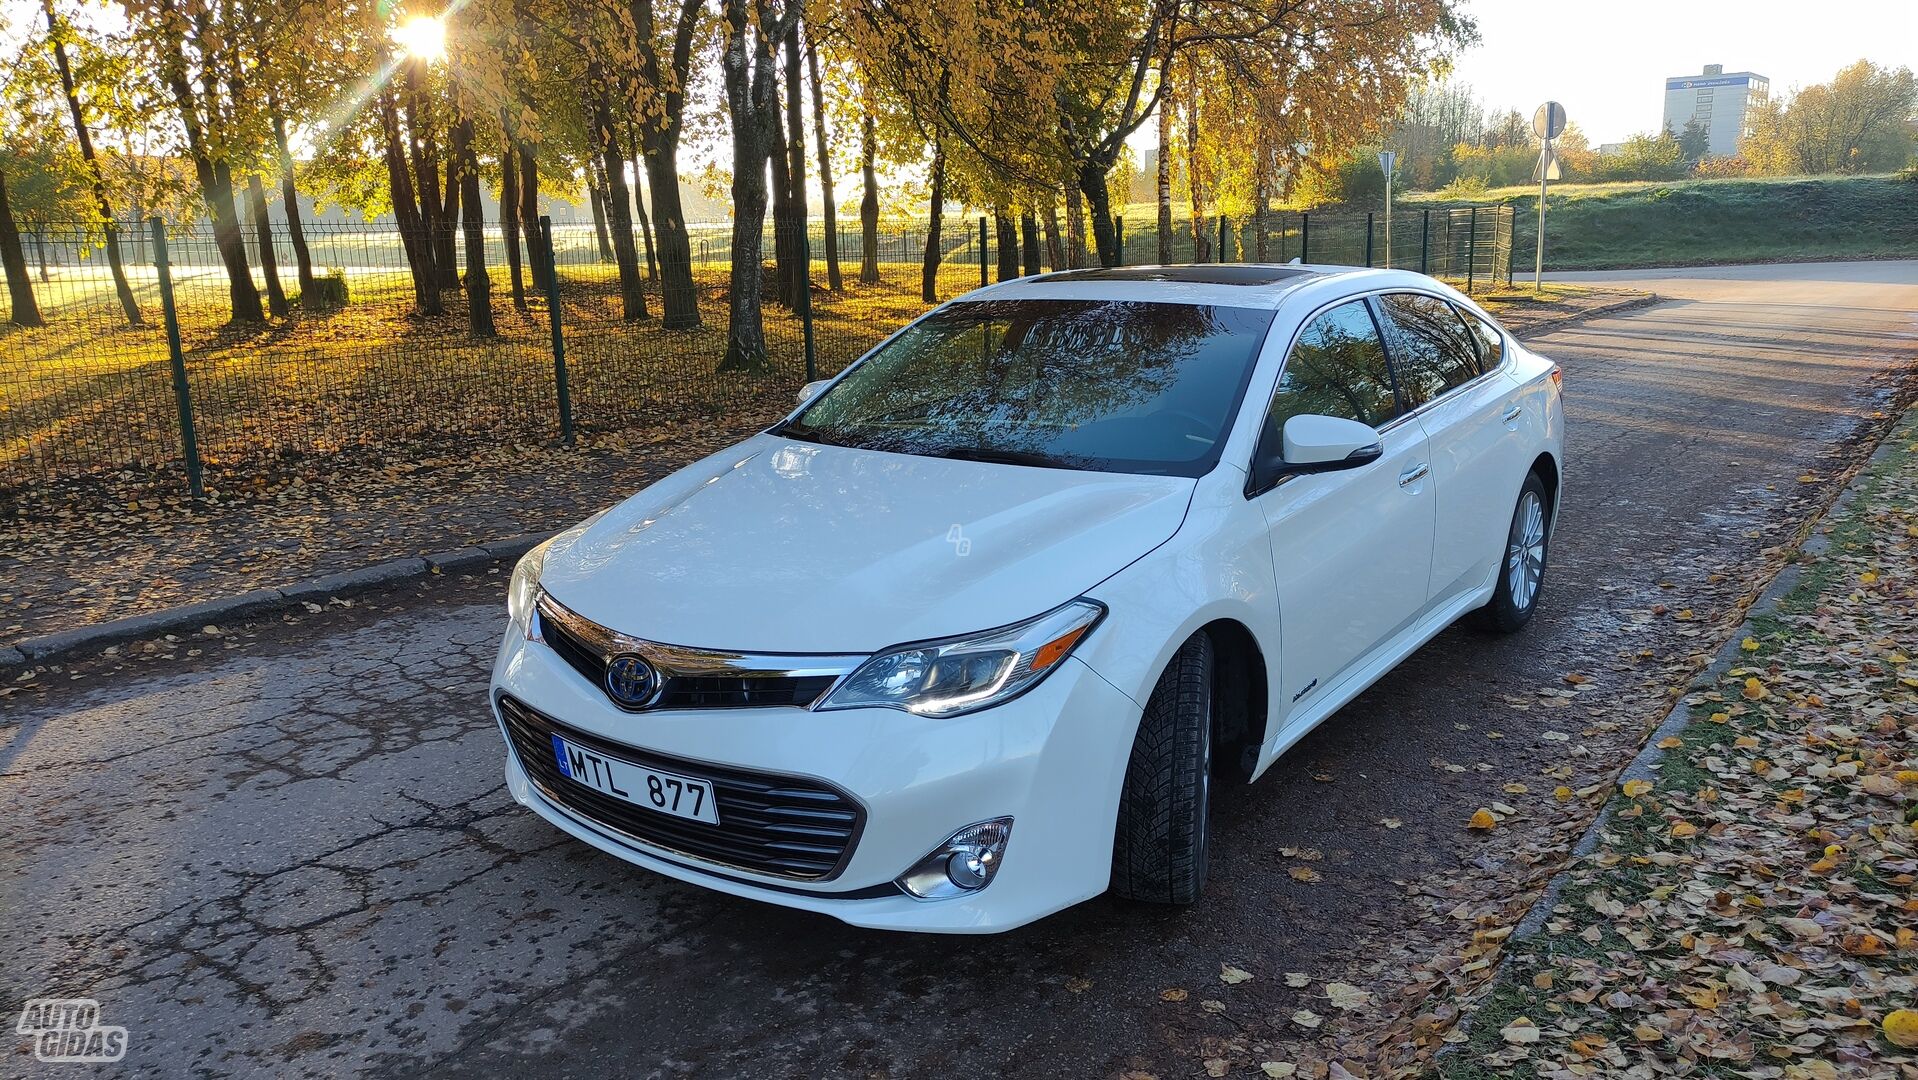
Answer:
[1288,866,1321,884]
[1291,1009,1322,1029]
[1259,1065,1296,1079]
[1204,1059,1230,1077]
[1284,972,1311,988]
[1220,964,1253,985]
[1742,677,1768,700]
[1378,817,1403,829]
[1324,982,1371,1010]
[1468,808,1497,830]
[1622,779,1653,798]
[1885,1008,1918,1048]
[1500,1017,1541,1044]
[1159,988,1188,1002]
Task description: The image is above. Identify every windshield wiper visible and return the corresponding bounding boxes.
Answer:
[929,446,1080,470]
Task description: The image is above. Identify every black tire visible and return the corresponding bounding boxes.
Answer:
[1476,471,1551,634]
[1111,632,1213,905]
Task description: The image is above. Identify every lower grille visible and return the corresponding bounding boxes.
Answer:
[497,695,863,880]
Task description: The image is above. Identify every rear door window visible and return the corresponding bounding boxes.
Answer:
[1262,300,1401,442]
[1374,293,1482,408]
[1460,308,1505,369]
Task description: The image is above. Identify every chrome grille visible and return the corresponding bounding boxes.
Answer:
[533,592,859,711]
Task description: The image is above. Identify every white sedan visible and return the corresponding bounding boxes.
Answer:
[491,264,1563,933]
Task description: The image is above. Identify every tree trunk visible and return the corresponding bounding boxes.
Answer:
[804,34,841,291]
[920,135,945,303]
[402,61,450,293]
[1253,169,1269,262]
[858,102,880,284]
[245,174,288,317]
[593,79,649,320]
[767,99,795,310]
[1020,211,1041,275]
[995,211,1019,281]
[588,181,614,260]
[517,140,541,282]
[156,8,262,323]
[625,128,659,282]
[1042,202,1065,270]
[716,0,788,373]
[271,110,315,296]
[1185,85,1210,262]
[1080,161,1120,267]
[781,20,808,308]
[1156,74,1173,264]
[380,88,440,315]
[43,0,141,326]
[452,114,495,337]
[1065,184,1087,268]
[0,170,44,327]
[644,139,700,329]
[500,133,527,310]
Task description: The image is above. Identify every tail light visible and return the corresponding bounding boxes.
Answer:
[1549,365,1562,391]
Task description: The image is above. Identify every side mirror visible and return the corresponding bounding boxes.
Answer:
[796,379,831,406]
[1250,414,1383,494]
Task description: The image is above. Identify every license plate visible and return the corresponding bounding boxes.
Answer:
[550,734,719,824]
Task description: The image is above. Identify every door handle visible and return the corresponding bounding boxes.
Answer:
[1398,462,1430,488]
[1502,404,1523,423]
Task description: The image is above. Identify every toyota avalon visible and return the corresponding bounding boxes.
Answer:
[491,264,1563,933]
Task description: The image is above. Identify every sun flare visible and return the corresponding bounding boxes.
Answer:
[393,15,447,62]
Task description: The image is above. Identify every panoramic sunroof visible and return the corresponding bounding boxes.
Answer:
[1031,265,1321,286]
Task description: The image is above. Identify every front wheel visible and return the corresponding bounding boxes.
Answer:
[1477,471,1551,634]
[1110,632,1213,905]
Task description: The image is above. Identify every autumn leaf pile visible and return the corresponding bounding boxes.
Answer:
[1451,425,1918,1078]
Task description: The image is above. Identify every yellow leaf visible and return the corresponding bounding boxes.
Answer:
[1622,779,1653,798]
[1894,770,1918,784]
[1657,736,1683,749]
[1288,866,1321,883]
[1741,637,1760,652]
[1160,988,1188,1002]
[1500,1017,1541,1044]
[1883,1009,1918,1048]
[1671,821,1698,839]
[1686,986,1720,1010]
[1468,808,1498,830]
[1554,785,1573,800]
[1742,678,1768,700]
[1859,571,1878,584]
[1709,711,1731,723]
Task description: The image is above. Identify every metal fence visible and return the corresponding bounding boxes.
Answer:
[0,205,1515,512]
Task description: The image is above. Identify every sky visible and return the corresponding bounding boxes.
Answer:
[1445,0,1917,145]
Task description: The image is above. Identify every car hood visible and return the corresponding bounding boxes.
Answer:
[537,434,1195,653]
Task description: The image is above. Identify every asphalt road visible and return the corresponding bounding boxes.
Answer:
[6,262,1917,1079]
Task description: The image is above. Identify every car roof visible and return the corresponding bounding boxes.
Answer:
[956,264,1444,311]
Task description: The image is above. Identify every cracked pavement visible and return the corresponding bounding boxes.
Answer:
[4,262,1917,1078]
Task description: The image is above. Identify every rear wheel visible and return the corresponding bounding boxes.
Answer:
[1477,471,1550,633]
[1111,632,1213,905]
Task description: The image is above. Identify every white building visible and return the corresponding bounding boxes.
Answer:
[1663,64,1770,158]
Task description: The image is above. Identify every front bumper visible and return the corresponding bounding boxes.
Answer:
[490,625,1140,933]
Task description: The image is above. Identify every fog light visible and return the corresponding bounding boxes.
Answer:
[897,818,1013,899]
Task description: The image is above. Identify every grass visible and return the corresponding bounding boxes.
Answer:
[0,239,979,507]
[1405,173,1918,271]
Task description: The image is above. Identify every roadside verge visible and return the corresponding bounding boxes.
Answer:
[1438,407,1918,1076]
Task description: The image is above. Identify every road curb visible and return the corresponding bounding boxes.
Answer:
[1505,404,1909,945]
[3,535,549,677]
[1510,293,1660,339]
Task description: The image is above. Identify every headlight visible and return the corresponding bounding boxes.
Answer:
[819,599,1104,717]
[506,540,552,634]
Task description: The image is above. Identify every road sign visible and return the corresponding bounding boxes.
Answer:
[1533,101,1566,140]
[1532,144,1561,183]
[1377,150,1395,177]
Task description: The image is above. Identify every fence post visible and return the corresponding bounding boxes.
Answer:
[148,218,203,499]
[1507,208,1518,287]
[1466,206,1479,294]
[1216,214,1227,263]
[538,217,575,447]
[979,217,989,287]
[1300,212,1310,263]
[1420,209,1430,275]
[797,220,817,383]
[1113,216,1124,266]
[1364,214,1374,267]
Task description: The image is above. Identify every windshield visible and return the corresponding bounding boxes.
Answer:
[778,299,1276,477]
